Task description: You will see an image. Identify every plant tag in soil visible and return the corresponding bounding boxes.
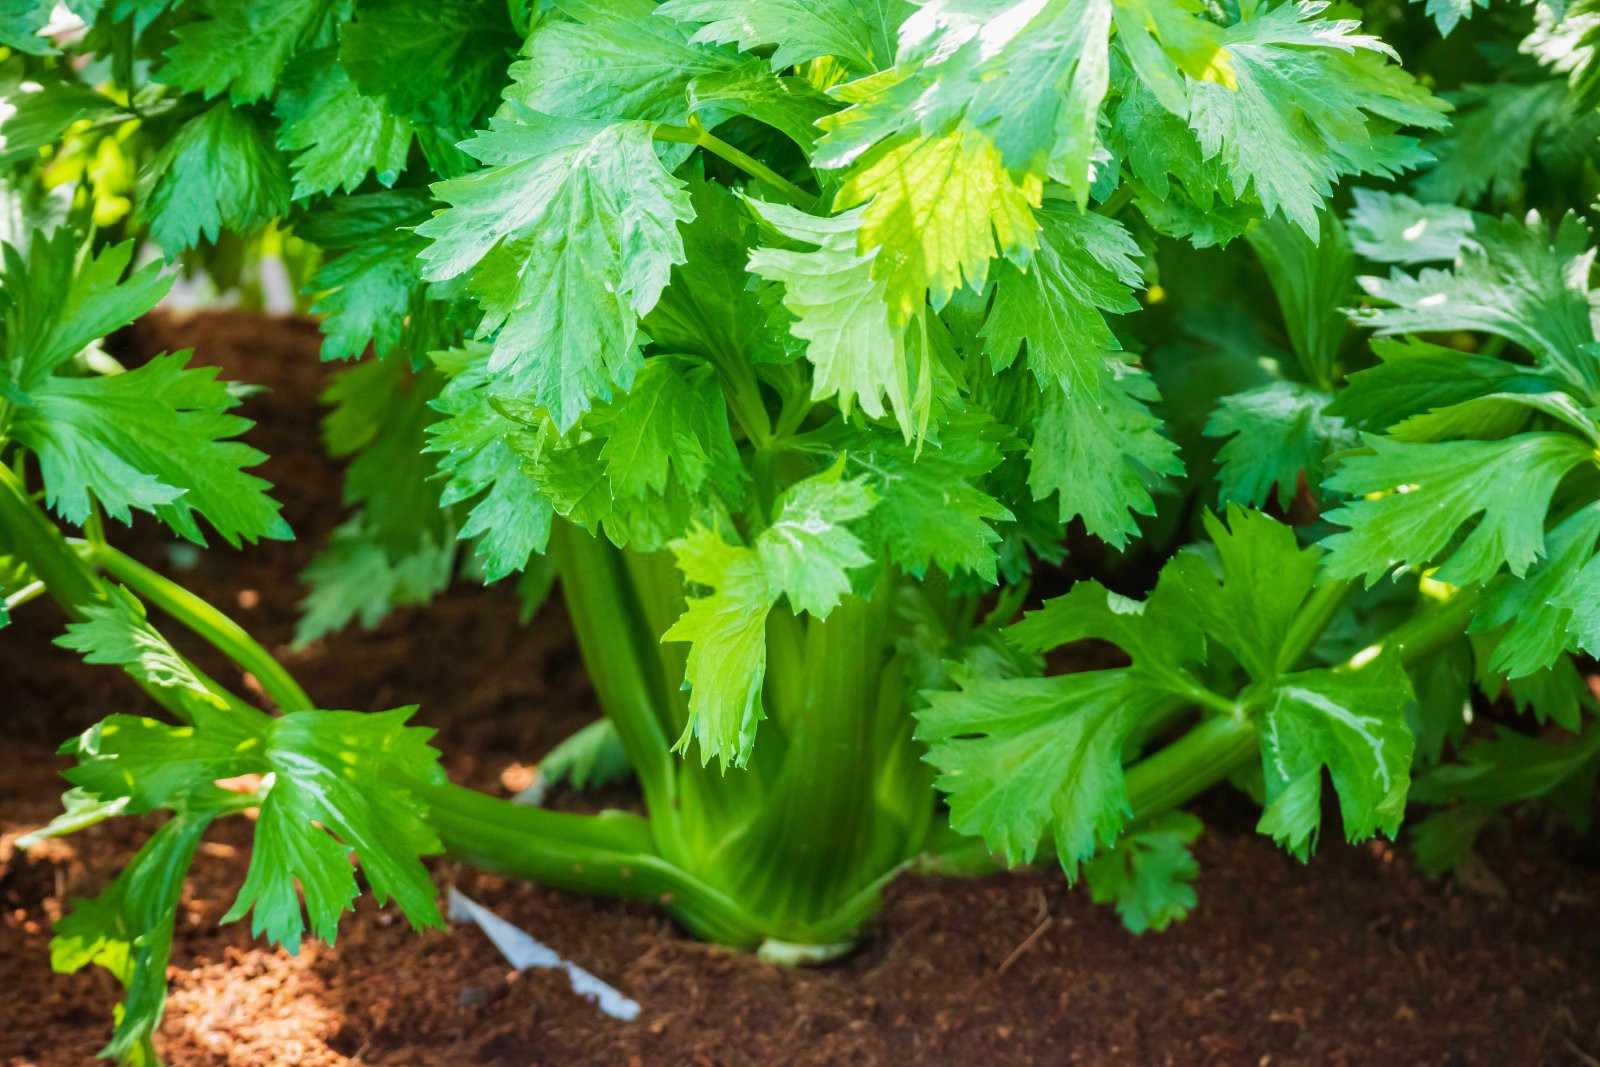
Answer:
[447,887,641,1020]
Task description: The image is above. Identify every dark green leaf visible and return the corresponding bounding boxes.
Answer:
[1205,381,1354,510]
[1083,810,1203,933]
[139,104,290,254]
[1321,432,1591,587]
[274,48,413,198]
[916,668,1169,873]
[1256,652,1415,858]
[12,353,290,545]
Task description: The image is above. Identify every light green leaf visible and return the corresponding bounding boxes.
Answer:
[982,202,1142,392]
[1157,507,1322,683]
[416,110,692,430]
[645,178,767,365]
[1008,578,1204,684]
[523,356,744,552]
[1109,78,1247,248]
[1245,209,1352,386]
[746,199,916,433]
[319,354,448,554]
[1111,0,1232,114]
[1327,337,1566,432]
[754,460,875,618]
[308,227,430,361]
[519,0,830,148]
[687,62,835,152]
[222,708,446,953]
[533,437,701,552]
[0,72,127,168]
[295,518,455,647]
[509,0,740,125]
[911,0,1112,198]
[0,0,54,54]
[16,787,131,850]
[64,708,260,814]
[664,461,877,765]
[1344,190,1477,264]
[1186,1,1448,236]
[1352,212,1599,397]
[1028,365,1182,549]
[980,202,1176,546]
[0,231,171,388]
[1506,657,1585,732]
[56,586,220,704]
[584,356,744,503]
[1407,639,1473,766]
[1386,388,1598,446]
[538,719,631,794]
[1472,502,1600,678]
[337,0,517,135]
[51,810,216,1064]
[1414,0,1488,35]
[1415,81,1570,206]
[1411,721,1600,808]
[816,0,1118,204]
[424,351,553,581]
[662,525,774,769]
[832,126,1042,321]
[296,190,437,362]
[297,516,452,644]
[842,416,1013,581]
[657,0,909,72]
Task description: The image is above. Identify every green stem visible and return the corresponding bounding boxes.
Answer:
[419,780,767,946]
[425,774,902,946]
[741,597,889,921]
[914,818,1007,876]
[547,524,681,826]
[91,544,314,712]
[1276,577,1354,674]
[654,123,819,211]
[1095,184,1135,218]
[1355,585,1479,670]
[3,579,46,612]
[0,464,104,611]
[1125,713,1259,819]
[773,396,812,440]
[718,352,774,449]
[1123,586,1480,823]
[1166,677,1239,718]
[82,501,108,552]
[0,466,265,726]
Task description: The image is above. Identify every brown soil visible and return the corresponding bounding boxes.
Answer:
[2,310,1599,1066]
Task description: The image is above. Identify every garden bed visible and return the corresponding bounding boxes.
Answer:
[2,311,1597,1066]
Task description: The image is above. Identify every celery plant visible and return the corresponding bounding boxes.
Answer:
[5,1,1600,1063]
